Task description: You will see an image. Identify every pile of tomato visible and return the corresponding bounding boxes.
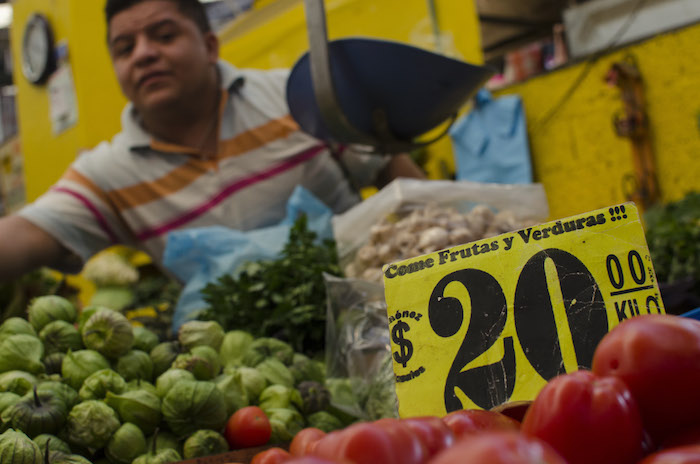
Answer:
[245,314,700,464]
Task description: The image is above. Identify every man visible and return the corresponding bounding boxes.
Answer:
[0,0,423,282]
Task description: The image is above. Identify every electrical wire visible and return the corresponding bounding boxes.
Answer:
[533,0,650,130]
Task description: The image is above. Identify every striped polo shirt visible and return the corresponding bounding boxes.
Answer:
[20,60,388,273]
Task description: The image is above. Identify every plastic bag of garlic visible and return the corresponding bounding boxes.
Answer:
[332,178,550,284]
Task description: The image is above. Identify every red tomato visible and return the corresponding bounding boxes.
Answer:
[521,369,644,464]
[286,458,349,464]
[592,314,700,444]
[290,427,326,456]
[313,420,425,464]
[225,406,272,449]
[441,409,520,440]
[251,447,291,464]
[637,444,700,464]
[373,418,427,463]
[401,416,455,458]
[427,431,567,464]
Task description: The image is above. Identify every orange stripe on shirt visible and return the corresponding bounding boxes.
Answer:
[218,115,299,159]
[109,160,209,211]
[103,115,300,212]
[59,168,131,237]
[147,115,298,159]
[61,168,115,212]
[150,140,201,156]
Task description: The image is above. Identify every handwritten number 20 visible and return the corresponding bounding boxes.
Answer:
[428,248,607,411]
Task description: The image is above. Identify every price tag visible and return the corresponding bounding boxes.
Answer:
[383,202,665,418]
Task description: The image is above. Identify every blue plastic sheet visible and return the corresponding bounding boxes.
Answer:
[163,185,334,331]
[449,88,533,185]
[682,307,700,321]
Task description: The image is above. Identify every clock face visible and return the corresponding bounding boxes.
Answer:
[21,14,55,85]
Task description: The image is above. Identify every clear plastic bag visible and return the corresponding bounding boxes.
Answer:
[332,178,549,264]
[323,273,398,421]
[325,178,549,419]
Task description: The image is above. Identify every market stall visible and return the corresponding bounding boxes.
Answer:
[0,0,698,463]
[0,187,698,464]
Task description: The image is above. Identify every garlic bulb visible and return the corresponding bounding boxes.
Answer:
[344,203,534,284]
[417,227,449,251]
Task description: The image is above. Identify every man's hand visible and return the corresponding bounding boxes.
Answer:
[374,153,426,188]
[0,215,80,282]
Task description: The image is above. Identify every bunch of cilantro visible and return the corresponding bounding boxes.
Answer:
[196,214,342,356]
[644,191,700,285]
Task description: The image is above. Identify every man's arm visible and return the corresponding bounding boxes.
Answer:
[0,215,80,282]
[374,153,426,188]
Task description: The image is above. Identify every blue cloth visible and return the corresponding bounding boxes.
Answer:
[682,307,700,321]
[449,88,533,184]
[163,185,334,331]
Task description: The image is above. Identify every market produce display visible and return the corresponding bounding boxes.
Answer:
[82,253,140,312]
[248,314,700,464]
[196,215,342,356]
[80,248,183,341]
[0,198,697,464]
[644,191,700,287]
[643,191,700,314]
[0,269,74,322]
[0,296,354,463]
[343,203,536,283]
[225,406,272,449]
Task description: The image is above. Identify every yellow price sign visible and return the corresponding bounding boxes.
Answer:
[383,203,665,418]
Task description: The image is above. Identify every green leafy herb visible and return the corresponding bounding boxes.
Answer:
[644,191,700,284]
[197,214,342,356]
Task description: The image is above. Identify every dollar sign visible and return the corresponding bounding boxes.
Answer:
[392,320,413,368]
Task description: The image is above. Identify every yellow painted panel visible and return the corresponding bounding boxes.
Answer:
[11,0,80,201]
[219,0,482,69]
[66,1,126,156]
[495,24,700,220]
[11,0,125,202]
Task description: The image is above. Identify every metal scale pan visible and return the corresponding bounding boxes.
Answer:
[286,0,495,153]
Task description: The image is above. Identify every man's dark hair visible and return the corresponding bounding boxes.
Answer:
[105,0,212,34]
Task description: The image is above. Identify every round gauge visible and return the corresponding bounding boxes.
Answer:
[21,13,56,85]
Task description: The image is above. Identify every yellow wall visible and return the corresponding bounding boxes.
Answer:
[10,0,482,202]
[495,24,700,220]
[11,0,126,202]
[219,0,482,68]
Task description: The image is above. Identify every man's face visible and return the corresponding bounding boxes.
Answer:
[107,0,218,114]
